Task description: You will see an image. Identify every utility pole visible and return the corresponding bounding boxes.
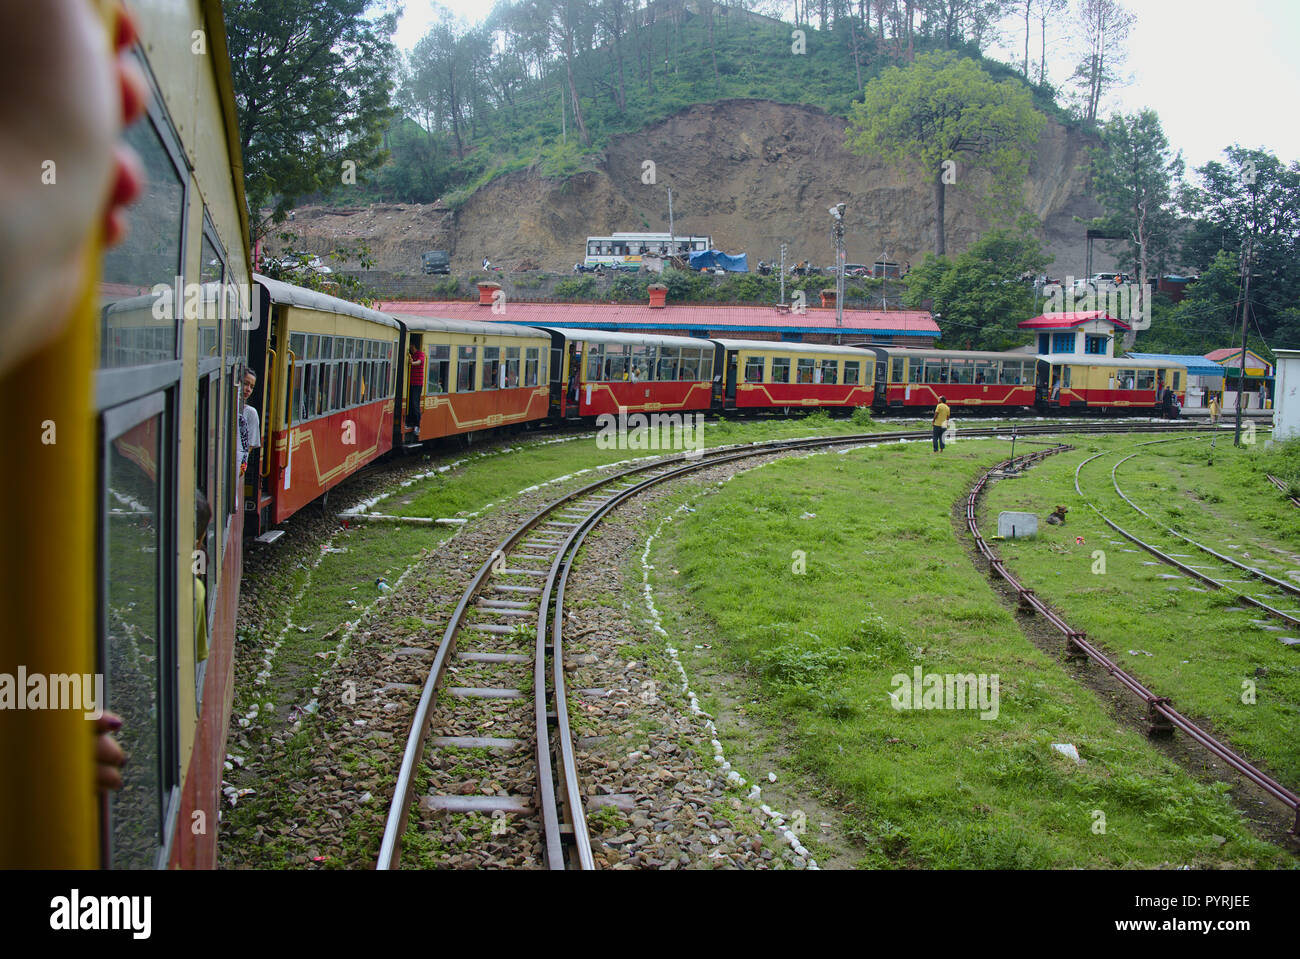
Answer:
[1234,179,1258,448]
[667,187,675,255]
[779,242,787,306]
[830,204,846,344]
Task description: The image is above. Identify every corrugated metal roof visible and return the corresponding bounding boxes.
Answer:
[380,300,940,334]
[1126,353,1226,377]
[1018,311,1132,331]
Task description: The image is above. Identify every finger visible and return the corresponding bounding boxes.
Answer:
[114,4,139,52]
[95,711,123,734]
[97,763,124,791]
[118,58,148,126]
[96,733,126,767]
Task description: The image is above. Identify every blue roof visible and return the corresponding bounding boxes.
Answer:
[1126,353,1225,378]
[542,321,939,338]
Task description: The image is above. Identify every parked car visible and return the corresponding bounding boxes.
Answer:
[843,263,870,277]
[422,250,451,274]
[1074,272,1130,295]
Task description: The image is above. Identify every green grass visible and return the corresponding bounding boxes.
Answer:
[984,434,1300,787]
[389,414,921,519]
[646,437,1291,868]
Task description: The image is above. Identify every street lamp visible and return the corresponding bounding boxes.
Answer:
[829,204,846,343]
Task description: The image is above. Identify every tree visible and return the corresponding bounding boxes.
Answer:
[1034,0,1068,86]
[224,0,397,239]
[1070,0,1133,123]
[845,51,1044,254]
[1179,147,1300,341]
[902,220,1051,349]
[1087,110,1184,331]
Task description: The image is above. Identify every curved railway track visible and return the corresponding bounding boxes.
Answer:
[966,446,1300,836]
[1074,436,1300,632]
[375,419,1220,868]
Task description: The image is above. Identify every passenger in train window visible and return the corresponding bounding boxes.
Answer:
[95,712,125,792]
[194,490,211,663]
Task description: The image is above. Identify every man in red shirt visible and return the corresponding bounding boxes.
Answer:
[407,343,426,429]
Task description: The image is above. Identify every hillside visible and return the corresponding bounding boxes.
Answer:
[276,98,1107,279]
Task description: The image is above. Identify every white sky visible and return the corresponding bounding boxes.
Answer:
[391,0,1300,170]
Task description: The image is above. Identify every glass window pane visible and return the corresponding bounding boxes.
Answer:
[744,356,765,383]
[844,360,860,385]
[820,359,839,385]
[771,357,791,383]
[100,118,184,368]
[105,412,164,868]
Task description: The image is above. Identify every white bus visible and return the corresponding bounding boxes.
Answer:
[580,232,713,271]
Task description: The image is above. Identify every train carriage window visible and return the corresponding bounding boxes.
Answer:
[482,346,501,390]
[656,347,679,381]
[630,344,654,382]
[586,346,603,382]
[892,357,905,383]
[1172,371,1181,391]
[504,347,521,388]
[948,359,972,384]
[771,357,791,383]
[1136,369,1155,391]
[525,347,540,387]
[998,362,1017,385]
[700,351,713,381]
[796,358,816,384]
[678,350,700,381]
[819,359,839,385]
[101,398,171,869]
[457,345,477,392]
[974,360,997,384]
[907,360,923,383]
[429,345,450,394]
[844,360,861,385]
[744,356,765,383]
[99,114,185,368]
[922,359,946,383]
[603,345,629,382]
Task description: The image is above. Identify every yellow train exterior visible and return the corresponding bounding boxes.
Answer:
[0,1,253,867]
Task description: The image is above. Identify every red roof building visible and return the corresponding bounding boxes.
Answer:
[1018,311,1129,358]
[381,285,939,346]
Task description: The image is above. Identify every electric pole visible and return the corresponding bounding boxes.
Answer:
[1234,178,1258,448]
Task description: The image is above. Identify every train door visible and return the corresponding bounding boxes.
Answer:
[724,350,738,409]
[1034,360,1051,409]
[565,340,583,418]
[245,285,277,536]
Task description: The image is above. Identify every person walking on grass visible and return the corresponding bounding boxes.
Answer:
[933,396,951,452]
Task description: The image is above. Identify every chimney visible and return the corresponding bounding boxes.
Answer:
[648,284,668,309]
[477,281,501,306]
[819,288,837,309]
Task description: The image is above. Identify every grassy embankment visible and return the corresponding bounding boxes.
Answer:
[645,434,1292,868]
[983,433,1300,787]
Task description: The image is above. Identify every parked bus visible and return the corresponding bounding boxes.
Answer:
[580,232,712,271]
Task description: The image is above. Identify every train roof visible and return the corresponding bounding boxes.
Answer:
[253,274,399,329]
[1038,355,1189,369]
[711,338,878,357]
[533,327,713,349]
[871,347,1038,362]
[392,314,549,339]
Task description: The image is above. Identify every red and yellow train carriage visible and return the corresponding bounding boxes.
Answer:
[865,347,1040,411]
[248,276,400,527]
[395,314,552,442]
[1039,355,1187,412]
[714,338,876,411]
[541,328,717,418]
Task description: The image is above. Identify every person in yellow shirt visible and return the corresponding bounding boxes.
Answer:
[1209,394,1220,424]
[933,396,951,452]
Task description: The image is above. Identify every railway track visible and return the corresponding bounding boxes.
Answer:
[1074,436,1300,633]
[375,419,1219,869]
[966,446,1300,836]
[1265,473,1300,509]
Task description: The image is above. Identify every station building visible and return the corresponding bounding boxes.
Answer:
[382,283,940,348]
[1126,353,1226,409]
[1204,348,1274,410]
[1016,310,1130,358]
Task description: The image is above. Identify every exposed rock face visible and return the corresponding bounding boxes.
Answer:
[280,99,1110,277]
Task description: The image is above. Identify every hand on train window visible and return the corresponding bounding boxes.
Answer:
[0,1,145,378]
[95,711,126,792]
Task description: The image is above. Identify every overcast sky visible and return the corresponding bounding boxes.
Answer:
[391,0,1300,171]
